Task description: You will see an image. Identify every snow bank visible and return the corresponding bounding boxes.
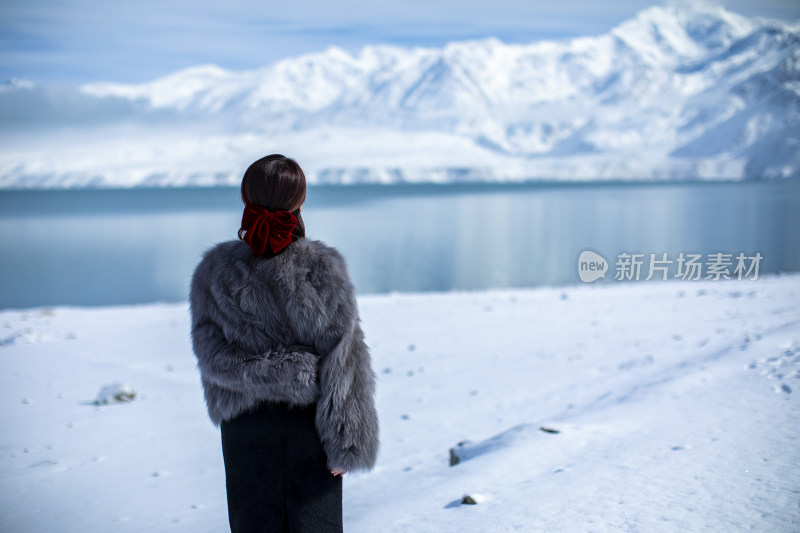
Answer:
[1,275,799,531]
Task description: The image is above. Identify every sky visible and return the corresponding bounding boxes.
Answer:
[1,0,799,85]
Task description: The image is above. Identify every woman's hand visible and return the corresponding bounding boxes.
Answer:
[331,469,345,477]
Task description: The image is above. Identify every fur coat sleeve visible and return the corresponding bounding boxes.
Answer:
[310,256,380,474]
[189,238,379,473]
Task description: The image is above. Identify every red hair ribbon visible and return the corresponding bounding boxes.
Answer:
[238,202,298,256]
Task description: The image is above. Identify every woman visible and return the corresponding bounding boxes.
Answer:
[189,154,379,533]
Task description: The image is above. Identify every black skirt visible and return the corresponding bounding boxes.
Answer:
[220,401,343,533]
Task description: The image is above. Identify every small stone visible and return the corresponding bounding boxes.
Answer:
[94,383,137,405]
[408,344,416,352]
[449,448,460,467]
[449,441,472,466]
[461,495,477,505]
[382,367,392,374]
[539,427,560,434]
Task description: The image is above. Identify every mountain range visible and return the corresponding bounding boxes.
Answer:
[0,2,798,187]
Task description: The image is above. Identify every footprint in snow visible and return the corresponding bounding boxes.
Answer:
[748,343,800,394]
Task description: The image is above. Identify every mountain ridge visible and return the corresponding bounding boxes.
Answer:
[1,2,798,188]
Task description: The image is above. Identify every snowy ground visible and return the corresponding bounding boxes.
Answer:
[1,275,799,532]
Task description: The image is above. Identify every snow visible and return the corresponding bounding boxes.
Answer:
[1,274,799,532]
[1,3,798,188]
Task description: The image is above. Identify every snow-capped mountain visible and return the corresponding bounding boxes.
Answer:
[1,3,798,188]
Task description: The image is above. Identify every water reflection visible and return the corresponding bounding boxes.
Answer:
[0,181,798,308]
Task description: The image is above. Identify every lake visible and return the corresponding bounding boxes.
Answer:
[1,181,799,309]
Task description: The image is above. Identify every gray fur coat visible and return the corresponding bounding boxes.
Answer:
[189,237,379,473]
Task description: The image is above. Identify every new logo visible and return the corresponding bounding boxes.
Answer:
[578,250,608,283]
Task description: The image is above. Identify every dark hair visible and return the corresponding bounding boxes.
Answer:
[240,154,306,212]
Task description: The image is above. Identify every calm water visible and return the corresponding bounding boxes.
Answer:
[1,181,799,309]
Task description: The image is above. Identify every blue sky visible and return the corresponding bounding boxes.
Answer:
[1,0,798,84]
